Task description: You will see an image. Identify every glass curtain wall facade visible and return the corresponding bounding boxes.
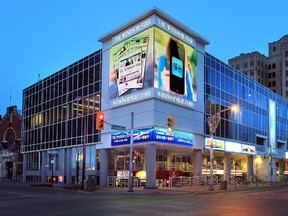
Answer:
[21,50,288,184]
[22,50,102,182]
[205,53,288,153]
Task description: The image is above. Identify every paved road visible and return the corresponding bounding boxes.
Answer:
[1,181,288,216]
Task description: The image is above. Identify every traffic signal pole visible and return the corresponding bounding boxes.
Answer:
[128,112,134,192]
[166,116,175,133]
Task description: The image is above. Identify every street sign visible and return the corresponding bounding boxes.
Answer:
[111,124,126,131]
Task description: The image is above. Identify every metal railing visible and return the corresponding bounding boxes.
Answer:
[107,176,145,187]
[156,162,194,172]
[168,175,219,187]
[108,174,288,188]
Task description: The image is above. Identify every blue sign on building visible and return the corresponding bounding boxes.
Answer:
[111,127,193,146]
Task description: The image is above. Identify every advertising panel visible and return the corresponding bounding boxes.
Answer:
[111,127,193,147]
[205,138,225,151]
[154,28,198,102]
[109,25,198,107]
[241,144,256,155]
[225,141,256,155]
[225,141,242,153]
[109,28,154,99]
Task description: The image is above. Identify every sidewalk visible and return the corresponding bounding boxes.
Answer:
[2,180,287,195]
[88,181,288,195]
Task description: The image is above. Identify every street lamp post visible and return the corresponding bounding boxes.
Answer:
[206,105,239,191]
[75,96,87,190]
[51,158,54,187]
[207,113,220,191]
[48,151,57,187]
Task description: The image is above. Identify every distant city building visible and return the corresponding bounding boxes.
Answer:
[0,106,22,180]
[228,35,288,98]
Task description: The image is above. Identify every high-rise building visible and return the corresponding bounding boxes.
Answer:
[228,35,288,98]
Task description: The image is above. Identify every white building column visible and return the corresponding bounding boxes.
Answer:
[65,148,72,185]
[145,144,157,189]
[99,148,109,187]
[224,153,231,182]
[247,155,253,180]
[278,159,285,182]
[193,149,202,176]
[41,151,47,183]
[266,157,276,183]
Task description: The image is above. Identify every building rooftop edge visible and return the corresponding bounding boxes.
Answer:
[98,7,210,46]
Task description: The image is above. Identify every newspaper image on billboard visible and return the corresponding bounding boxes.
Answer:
[109,29,152,99]
[117,49,142,96]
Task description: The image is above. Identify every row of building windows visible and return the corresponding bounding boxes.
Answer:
[268,81,276,87]
[25,145,97,171]
[22,51,102,152]
[24,51,101,95]
[25,94,100,128]
[233,61,288,74]
[23,68,101,112]
[205,53,288,144]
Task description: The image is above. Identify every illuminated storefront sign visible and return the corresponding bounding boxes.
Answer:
[117,171,129,179]
[225,142,256,155]
[205,138,225,151]
[225,141,242,153]
[109,23,198,108]
[111,127,193,146]
[205,138,256,155]
[241,144,256,155]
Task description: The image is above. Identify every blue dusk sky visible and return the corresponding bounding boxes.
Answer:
[0,0,287,115]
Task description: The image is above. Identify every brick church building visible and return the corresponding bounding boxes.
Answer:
[0,106,22,180]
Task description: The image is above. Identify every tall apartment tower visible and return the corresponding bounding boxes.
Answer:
[228,35,288,98]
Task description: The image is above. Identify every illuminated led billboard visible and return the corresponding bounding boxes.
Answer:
[109,23,198,107]
[109,28,154,99]
[154,28,198,102]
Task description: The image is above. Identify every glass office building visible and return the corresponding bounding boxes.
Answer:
[204,53,288,182]
[21,8,288,187]
[22,51,102,183]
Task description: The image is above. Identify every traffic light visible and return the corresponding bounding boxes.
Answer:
[133,151,141,164]
[166,116,175,133]
[96,112,105,130]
